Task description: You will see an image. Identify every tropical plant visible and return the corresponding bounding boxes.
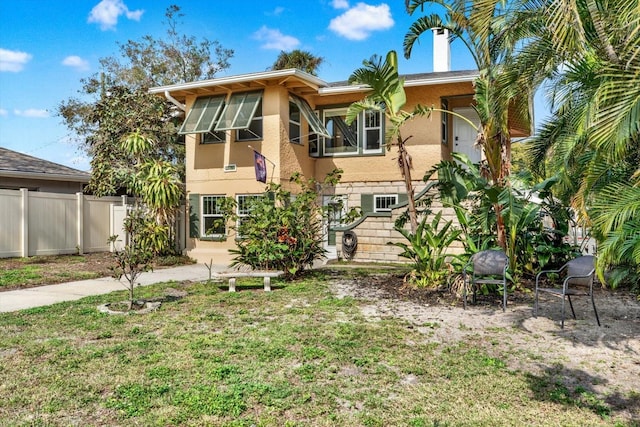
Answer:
[391,211,462,287]
[120,131,184,256]
[404,0,532,249]
[513,0,640,288]
[270,49,324,75]
[347,50,436,233]
[423,153,576,278]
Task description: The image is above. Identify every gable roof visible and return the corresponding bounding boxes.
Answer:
[0,147,90,183]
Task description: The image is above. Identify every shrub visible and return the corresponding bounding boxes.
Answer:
[228,170,348,279]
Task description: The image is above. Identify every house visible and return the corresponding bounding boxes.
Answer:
[0,147,89,194]
[151,32,530,264]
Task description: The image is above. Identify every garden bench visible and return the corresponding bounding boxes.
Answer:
[216,270,283,292]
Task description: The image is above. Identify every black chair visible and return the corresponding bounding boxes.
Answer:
[534,255,600,328]
[463,250,509,311]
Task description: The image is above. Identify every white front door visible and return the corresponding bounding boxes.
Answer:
[453,107,482,165]
[323,195,347,259]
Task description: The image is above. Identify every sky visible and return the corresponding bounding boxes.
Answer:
[0,0,539,172]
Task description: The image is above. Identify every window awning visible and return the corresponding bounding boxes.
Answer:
[215,91,263,131]
[290,95,331,138]
[178,95,225,135]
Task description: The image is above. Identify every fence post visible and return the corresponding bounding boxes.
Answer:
[20,188,28,257]
[77,192,84,255]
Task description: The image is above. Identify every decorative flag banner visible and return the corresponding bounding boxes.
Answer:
[254,150,267,183]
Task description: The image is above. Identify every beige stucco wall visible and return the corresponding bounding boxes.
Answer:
[182,79,475,264]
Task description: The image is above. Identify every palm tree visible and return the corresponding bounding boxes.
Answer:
[346,51,436,233]
[403,0,532,250]
[271,50,324,76]
[514,0,640,285]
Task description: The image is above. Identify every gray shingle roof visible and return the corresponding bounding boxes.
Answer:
[327,69,479,87]
[0,147,90,181]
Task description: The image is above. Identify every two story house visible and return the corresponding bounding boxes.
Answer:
[151,33,529,264]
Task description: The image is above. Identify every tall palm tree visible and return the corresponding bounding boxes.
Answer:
[514,0,640,285]
[271,50,324,76]
[346,51,435,233]
[403,0,532,250]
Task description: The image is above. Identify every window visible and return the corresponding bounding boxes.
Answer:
[289,100,301,143]
[236,100,262,141]
[324,108,359,155]
[236,194,261,237]
[363,110,382,152]
[179,95,225,135]
[201,195,226,237]
[320,108,383,156]
[290,95,330,138]
[309,133,319,156]
[215,92,262,134]
[441,99,449,145]
[374,194,398,212]
[201,131,226,144]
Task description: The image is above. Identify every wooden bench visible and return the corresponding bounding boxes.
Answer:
[216,270,284,292]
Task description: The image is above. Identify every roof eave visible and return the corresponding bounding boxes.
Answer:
[0,170,90,183]
[150,68,329,95]
[318,72,479,95]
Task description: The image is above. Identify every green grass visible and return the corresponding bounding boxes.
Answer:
[0,265,43,287]
[0,271,635,426]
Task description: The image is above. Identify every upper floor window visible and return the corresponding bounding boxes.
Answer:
[289,100,301,144]
[313,108,383,157]
[235,100,262,141]
[179,91,264,143]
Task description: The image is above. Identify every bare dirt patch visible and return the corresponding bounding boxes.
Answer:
[328,271,640,421]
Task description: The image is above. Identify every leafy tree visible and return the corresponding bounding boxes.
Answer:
[58,5,233,196]
[270,49,324,75]
[403,0,532,249]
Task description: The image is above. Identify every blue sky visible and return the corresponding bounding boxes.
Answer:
[1,0,511,172]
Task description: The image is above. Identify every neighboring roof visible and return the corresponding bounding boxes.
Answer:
[321,70,479,95]
[0,147,90,183]
[150,68,480,100]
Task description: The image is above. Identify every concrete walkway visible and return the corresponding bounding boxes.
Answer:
[0,263,229,313]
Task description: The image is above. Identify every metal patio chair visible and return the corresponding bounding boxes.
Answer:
[463,250,509,311]
[534,255,600,328]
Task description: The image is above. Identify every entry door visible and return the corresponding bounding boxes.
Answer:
[453,108,482,165]
[323,195,347,259]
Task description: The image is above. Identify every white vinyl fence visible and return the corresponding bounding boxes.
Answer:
[0,189,186,259]
[0,189,127,258]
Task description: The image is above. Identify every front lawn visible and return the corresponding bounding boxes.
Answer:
[0,270,634,426]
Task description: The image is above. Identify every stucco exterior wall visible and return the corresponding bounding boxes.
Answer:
[179,77,476,264]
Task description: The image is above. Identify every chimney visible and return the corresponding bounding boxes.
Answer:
[433,28,450,72]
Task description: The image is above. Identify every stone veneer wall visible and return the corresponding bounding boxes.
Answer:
[332,180,463,263]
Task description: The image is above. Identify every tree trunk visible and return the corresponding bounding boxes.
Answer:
[397,133,418,233]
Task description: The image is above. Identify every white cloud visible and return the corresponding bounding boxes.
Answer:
[0,108,7,116]
[14,109,50,118]
[62,55,90,71]
[88,0,144,31]
[0,48,32,72]
[253,26,300,50]
[332,0,350,9]
[267,6,285,16]
[329,3,394,40]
